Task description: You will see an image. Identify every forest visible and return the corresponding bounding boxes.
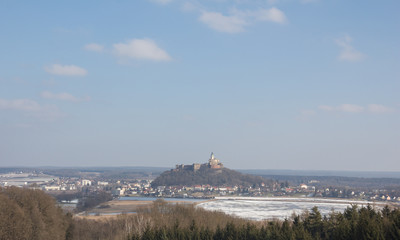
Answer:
[1,187,400,240]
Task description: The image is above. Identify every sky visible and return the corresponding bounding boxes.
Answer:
[0,0,399,171]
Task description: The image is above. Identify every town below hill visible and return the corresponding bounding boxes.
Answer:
[2,154,400,212]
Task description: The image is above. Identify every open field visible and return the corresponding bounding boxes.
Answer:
[75,200,151,219]
[75,198,210,220]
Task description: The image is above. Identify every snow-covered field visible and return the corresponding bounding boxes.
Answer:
[197,197,380,221]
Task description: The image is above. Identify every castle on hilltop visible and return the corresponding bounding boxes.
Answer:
[175,152,224,172]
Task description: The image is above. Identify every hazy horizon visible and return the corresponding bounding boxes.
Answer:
[1,1,399,171]
[3,165,400,179]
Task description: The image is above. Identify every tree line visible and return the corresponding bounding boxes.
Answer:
[126,203,400,240]
[1,187,400,239]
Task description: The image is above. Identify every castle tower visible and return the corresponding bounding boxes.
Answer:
[208,152,222,168]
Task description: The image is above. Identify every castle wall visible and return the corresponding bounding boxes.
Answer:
[175,153,224,171]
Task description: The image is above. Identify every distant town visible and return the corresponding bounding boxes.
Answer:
[1,154,400,211]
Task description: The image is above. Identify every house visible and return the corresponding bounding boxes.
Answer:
[300,184,308,190]
[82,179,92,186]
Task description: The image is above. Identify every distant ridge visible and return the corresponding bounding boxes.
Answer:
[239,169,400,179]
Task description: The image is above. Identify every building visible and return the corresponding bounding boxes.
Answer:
[300,184,308,190]
[97,181,109,186]
[81,179,92,186]
[175,152,224,171]
[208,152,223,169]
[42,185,60,191]
[175,163,201,171]
[112,188,125,196]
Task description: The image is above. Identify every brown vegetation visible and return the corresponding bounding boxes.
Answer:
[0,187,72,240]
[2,187,400,240]
[72,199,248,239]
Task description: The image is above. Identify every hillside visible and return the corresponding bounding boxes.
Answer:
[151,165,269,188]
[0,187,72,240]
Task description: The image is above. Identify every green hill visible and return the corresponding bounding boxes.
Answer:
[151,165,269,188]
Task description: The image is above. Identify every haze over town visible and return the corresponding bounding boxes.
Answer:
[1,0,399,171]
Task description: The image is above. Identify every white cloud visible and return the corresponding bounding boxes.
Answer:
[301,0,319,3]
[199,7,287,33]
[318,105,335,111]
[0,98,64,121]
[266,0,318,3]
[367,104,395,113]
[335,35,366,62]
[199,11,247,33]
[45,64,88,76]
[41,91,90,102]
[319,104,395,114]
[150,0,173,5]
[337,104,364,113]
[251,8,287,24]
[84,43,104,52]
[181,1,200,12]
[319,104,364,113]
[0,98,42,112]
[181,3,192,12]
[113,39,172,61]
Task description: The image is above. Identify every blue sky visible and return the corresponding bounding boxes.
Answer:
[0,0,399,171]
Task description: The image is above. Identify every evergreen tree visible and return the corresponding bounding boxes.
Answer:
[281,219,294,240]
